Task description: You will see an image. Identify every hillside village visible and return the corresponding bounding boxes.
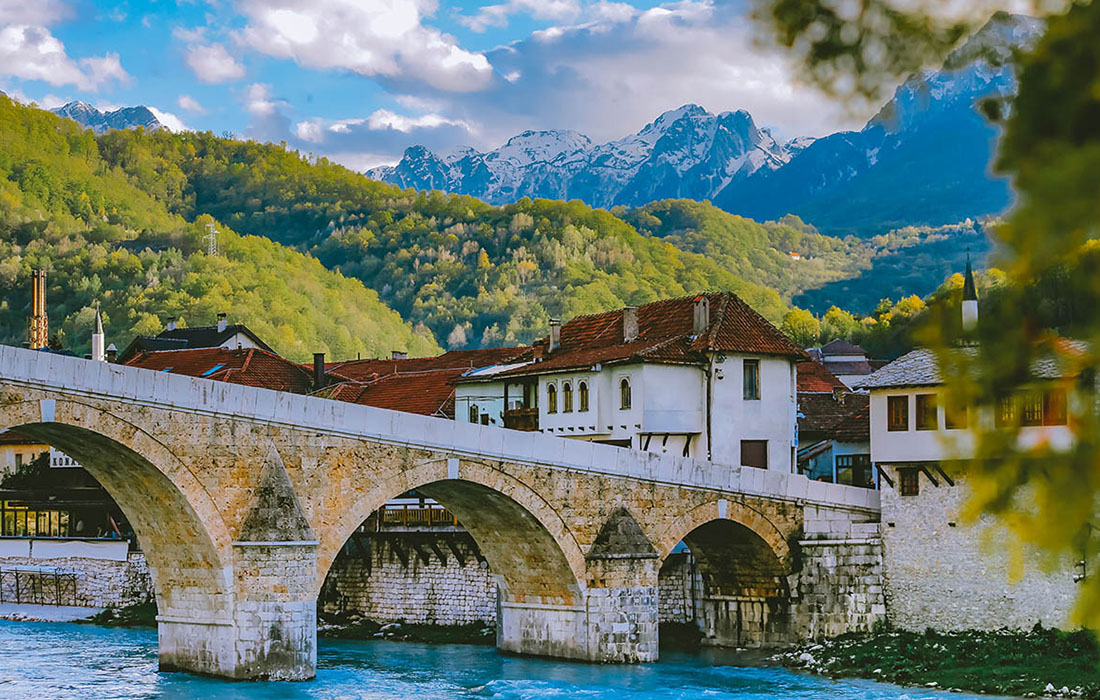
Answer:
[0,258,1083,662]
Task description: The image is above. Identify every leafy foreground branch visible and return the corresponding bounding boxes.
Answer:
[776,627,1100,698]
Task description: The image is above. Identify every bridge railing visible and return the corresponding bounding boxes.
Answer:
[0,346,879,514]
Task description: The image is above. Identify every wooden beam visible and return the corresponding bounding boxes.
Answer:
[444,535,467,567]
[934,464,955,487]
[875,465,895,488]
[919,465,940,487]
[410,539,431,566]
[428,539,447,566]
[390,538,409,567]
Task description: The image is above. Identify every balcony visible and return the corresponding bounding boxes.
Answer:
[504,407,539,431]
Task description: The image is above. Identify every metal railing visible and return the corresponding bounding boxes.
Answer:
[0,566,80,606]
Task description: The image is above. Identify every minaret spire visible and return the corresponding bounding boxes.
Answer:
[961,250,978,331]
[92,303,106,362]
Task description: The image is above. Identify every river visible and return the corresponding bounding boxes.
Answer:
[0,620,1001,699]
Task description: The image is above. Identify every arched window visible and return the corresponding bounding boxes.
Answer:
[547,383,558,413]
[620,377,632,410]
[578,381,589,412]
[563,382,573,412]
[468,403,479,423]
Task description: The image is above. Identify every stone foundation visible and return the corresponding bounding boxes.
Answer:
[793,519,886,640]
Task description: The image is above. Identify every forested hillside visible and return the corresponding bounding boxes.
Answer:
[0,95,439,360]
[93,128,816,347]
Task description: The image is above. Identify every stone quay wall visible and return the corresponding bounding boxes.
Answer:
[879,464,1079,632]
[0,551,151,608]
[320,533,496,625]
[658,552,696,623]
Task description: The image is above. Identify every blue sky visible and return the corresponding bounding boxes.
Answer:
[0,0,873,170]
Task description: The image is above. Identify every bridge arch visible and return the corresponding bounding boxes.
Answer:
[655,500,793,648]
[318,455,586,605]
[0,398,236,662]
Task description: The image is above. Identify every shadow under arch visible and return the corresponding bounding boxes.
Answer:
[0,400,235,627]
[318,458,586,606]
[656,501,793,649]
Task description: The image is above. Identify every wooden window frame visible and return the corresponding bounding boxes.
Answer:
[944,395,968,430]
[743,359,760,400]
[619,377,632,410]
[578,381,589,412]
[562,382,573,413]
[547,383,558,414]
[887,395,909,432]
[915,393,938,431]
[899,468,920,497]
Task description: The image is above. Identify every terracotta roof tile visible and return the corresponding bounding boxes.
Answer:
[316,368,469,418]
[797,361,847,393]
[123,347,314,394]
[325,346,532,383]
[798,392,869,442]
[493,292,804,379]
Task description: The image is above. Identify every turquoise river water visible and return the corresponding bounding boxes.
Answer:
[0,620,1002,700]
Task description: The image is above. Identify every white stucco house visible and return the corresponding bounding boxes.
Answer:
[454,292,806,472]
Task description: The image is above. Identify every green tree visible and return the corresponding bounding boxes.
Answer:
[781,308,821,347]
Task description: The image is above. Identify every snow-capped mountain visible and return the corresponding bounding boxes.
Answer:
[370,13,1041,236]
[368,104,800,209]
[52,101,165,134]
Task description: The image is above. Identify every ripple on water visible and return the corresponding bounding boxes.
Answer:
[0,621,1004,700]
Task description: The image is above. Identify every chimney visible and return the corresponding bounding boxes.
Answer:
[692,295,710,335]
[217,312,227,333]
[549,318,561,353]
[961,252,978,332]
[832,386,846,404]
[313,352,326,388]
[29,269,48,349]
[91,306,106,362]
[391,350,408,360]
[105,343,118,363]
[166,316,177,332]
[623,306,639,343]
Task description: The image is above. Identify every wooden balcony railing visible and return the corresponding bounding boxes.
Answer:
[367,503,458,530]
[503,407,539,431]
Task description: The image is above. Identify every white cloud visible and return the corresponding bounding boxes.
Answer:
[148,106,189,132]
[177,94,207,113]
[0,0,72,25]
[458,0,581,33]
[0,25,130,91]
[243,82,279,116]
[237,0,493,92]
[185,42,245,83]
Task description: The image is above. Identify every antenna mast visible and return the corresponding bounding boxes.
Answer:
[203,222,219,256]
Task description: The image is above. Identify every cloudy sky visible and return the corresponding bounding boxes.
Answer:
[0,0,894,170]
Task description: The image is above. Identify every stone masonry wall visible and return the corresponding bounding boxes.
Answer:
[0,551,152,608]
[793,519,886,640]
[880,465,1079,631]
[321,533,496,625]
[658,552,696,623]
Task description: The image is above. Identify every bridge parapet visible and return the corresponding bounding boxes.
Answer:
[0,346,877,515]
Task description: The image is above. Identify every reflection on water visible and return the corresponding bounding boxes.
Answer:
[0,621,997,700]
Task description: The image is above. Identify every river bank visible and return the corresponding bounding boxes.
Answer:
[775,627,1100,698]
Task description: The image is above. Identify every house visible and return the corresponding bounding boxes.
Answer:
[116,313,273,363]
[796,361,872,487]
[453,292,806,471]
[123,346,315,394]
[811,338,885,388]
[860,262,1081,632]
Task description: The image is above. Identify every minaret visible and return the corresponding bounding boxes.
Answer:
[92,306,106,362]
[961,252,978,332]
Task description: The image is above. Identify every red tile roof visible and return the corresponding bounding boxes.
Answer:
[325,346,532,383]
[316,368,471,418]
[797,361,847,393]
[491,292,804,379]
[123,347,315,394]
[798,392,869,443]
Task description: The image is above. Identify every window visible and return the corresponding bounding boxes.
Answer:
[743,359,760,400]
[899,468,920,497]
[915,394,938,431]
[887,396,909,431]
[480,414,490,426]
[201,363,226,377]
[995,395,1016,427]
[14,453,22,468]
[563,382,573,412]
[836,454,873,488]
[578,381,589,412]
[1021,393,1044,427]
[1044,388,1068,426]
[547,383,558,414]
[468,404,479,423]
[944,396,968,430]
[620,378,632,410]
[740,440,768,469]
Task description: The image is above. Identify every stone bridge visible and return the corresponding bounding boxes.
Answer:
[0,346,881,680]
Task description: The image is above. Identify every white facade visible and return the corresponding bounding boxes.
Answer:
[458,354,799,472]
[869,386,1076,465]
